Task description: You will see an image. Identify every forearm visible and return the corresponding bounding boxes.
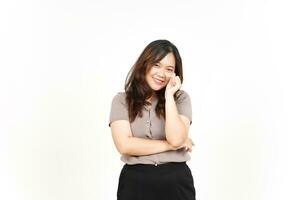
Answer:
[165,94,188,147]
[122,137,173,156]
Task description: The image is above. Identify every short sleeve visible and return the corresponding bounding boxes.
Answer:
[175,90,192,125]
[108,92,129,127]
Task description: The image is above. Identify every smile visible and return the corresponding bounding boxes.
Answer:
[153,77,165,85]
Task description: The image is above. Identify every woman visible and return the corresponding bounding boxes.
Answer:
[109,39,196,200]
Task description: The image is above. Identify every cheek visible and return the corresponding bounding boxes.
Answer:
[146,70,155,80]
[147,69,154,76]
[145,73,152,84]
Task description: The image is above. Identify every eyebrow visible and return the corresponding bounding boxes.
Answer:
[157,62,175,69]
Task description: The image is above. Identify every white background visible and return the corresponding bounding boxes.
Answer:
[1,0,300,199]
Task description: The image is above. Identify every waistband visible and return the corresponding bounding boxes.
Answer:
[123,162,187,172]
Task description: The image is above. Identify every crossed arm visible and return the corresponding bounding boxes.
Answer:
[110,95,191,156]
[110,120,172,156]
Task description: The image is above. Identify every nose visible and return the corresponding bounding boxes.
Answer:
[157,69,167,77]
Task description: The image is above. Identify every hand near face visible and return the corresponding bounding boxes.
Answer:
[165,74,181,97]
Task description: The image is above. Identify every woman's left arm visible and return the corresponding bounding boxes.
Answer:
[165,75,191,148]
[165,94,190,148]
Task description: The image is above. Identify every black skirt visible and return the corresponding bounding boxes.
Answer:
[117,162,196,200]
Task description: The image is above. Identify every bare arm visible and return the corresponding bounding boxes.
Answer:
[165,94,190,148]
[110,120,174,156]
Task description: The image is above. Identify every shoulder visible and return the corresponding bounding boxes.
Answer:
[109,92,129,126]
[112,92,126,101]
[111,92,127,106]
[174,89,191,103]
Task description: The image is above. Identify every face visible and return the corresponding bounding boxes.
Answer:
[146,52,176,91]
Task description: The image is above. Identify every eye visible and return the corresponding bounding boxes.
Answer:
[153,63,160,68]
[167,68,174,72]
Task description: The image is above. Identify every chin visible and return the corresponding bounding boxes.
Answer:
[150,83,166,91]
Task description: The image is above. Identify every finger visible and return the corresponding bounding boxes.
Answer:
[172,78,179,86]
[175,78,181,86]
[186,146,191,152]
[169,76,175,84]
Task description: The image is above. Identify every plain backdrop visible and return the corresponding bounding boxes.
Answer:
[1,0,300,200]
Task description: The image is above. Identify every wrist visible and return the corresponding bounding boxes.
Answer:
[165,93,174,100]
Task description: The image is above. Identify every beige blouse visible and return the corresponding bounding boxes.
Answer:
[109,90,192,165]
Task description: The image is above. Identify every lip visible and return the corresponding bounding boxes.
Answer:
[153,77,165,85]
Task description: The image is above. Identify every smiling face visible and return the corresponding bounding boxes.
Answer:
[145,52,176,91]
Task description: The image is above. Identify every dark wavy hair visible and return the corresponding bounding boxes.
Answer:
[125,39,184,122]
